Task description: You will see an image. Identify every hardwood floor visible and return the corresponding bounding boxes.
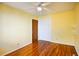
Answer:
[5,40,78,56]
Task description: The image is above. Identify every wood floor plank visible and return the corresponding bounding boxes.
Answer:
[5,40,78,56]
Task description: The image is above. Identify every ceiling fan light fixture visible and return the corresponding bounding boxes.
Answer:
[37,7,42,11]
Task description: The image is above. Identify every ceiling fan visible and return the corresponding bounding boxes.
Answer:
[36,2,51,12]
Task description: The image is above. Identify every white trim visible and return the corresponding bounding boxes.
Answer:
[39,40,75,46]
[75,47,79,56]
[1,42,32,56]
[51,41,75,46]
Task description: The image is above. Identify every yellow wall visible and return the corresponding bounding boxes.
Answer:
[75,3,79,55]
[51,10,75,45]
[39,3,79,55]
[0,3,34,55]
[39,10,75,45]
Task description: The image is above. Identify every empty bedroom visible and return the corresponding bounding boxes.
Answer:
[0,2,79,56]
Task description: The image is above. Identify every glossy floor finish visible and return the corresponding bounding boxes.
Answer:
[6,40,78,56]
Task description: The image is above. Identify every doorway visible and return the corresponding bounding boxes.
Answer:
[32,19,38,43]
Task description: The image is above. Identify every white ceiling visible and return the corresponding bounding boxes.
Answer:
[4,2,75,16]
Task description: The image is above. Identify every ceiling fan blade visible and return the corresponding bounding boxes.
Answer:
[41,2,50,6]
[43,7,51,11]
[38,2,44,6]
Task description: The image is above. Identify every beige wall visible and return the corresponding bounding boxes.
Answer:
[0,3,34,55]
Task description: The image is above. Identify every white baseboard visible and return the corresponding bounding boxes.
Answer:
[1,42,32,56]
[39,39,74,46]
